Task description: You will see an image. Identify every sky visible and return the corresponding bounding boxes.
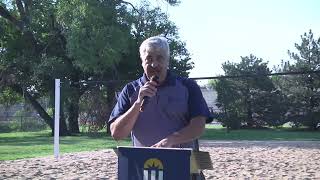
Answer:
[129,0,320,79]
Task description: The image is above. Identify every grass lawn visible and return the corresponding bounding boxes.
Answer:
[0,125,319,161]
[202,124,320,140]
[0,130,130,161]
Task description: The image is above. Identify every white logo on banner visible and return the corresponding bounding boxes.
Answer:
[143,158,164,180]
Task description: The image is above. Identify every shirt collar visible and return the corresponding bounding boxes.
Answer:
[140,71,176,87]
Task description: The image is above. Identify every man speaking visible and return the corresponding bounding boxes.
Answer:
[108,36,210,179]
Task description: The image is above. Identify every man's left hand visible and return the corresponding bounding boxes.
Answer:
[151,138,173,148]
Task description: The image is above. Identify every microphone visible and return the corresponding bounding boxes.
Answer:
[140,75,159,112]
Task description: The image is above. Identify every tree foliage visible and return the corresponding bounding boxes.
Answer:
[274,30,320,129]
[213,31,320,130]
[213,55,277,129]
[0,0,194,134]
[116,2,193,79]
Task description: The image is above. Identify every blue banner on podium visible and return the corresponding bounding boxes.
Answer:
[117,146,192,180]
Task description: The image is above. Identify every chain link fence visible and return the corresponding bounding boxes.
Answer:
[1,71,319,133]
[193,71,320,130]
[0,115,48,132]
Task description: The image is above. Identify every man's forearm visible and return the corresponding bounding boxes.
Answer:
[153,116,206,147]
[110,102,141,140]
[169,117,205,145]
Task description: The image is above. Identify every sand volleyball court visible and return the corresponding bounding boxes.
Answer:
[1,141,319,179]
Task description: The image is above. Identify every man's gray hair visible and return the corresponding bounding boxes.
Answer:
[139,36,170,59]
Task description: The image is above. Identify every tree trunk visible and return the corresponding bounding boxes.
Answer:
[245,87,254,128]
[67,92,80,134]
[10,84,69,135]
[66,70,84,134]
[11,85,54,128]
[53,100,69,136]
[25,90,54,129]
[246,101,253,127]
[48,89,69,136]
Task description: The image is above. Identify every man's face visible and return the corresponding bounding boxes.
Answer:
[141,47,169,84]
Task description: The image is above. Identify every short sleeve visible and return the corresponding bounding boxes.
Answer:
[183,79,212,122]
[108,84,132,125]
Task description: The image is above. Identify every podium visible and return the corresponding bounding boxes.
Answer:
[115,146,212,180]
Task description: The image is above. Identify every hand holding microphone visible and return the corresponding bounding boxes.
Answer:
[139,75,159,112]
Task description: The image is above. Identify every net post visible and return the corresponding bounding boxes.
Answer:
[54,79,60,159]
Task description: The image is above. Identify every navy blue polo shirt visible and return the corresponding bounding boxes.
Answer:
[109,71,210,148]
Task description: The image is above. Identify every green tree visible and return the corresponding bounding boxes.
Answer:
[0,0,132,135]
[0,0,65,134]
[1,0,194,135]
[249,89,289,127]
[82,1,195,133]
[55,0,132,134]
[116,2,194,79]
[212,78,242,130]
[278,30,320,129]
[213,55,275,129]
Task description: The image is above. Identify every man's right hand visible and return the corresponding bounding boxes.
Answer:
[136,81,158,104]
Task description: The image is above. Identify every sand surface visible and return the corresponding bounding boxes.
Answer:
[1,141,320,179]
